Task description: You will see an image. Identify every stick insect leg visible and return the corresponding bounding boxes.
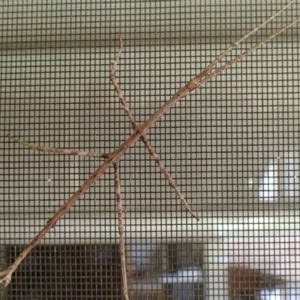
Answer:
[6,134,108,159]
[110,33,199,220]
[114,162,129,300]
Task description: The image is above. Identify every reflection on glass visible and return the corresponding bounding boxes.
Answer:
[259,152,299,202]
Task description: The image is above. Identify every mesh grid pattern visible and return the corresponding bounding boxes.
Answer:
[0,1,299,299]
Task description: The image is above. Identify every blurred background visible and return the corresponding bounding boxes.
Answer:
[0,1,299,299]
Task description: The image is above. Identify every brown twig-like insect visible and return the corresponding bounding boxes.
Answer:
[1,3,299,299]
[113,162,129,300]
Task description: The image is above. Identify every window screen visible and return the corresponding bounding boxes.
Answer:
[0,1,299,299]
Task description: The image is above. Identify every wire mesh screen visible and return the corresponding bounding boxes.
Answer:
[0,1,299,299]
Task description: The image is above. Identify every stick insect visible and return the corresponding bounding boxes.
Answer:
[1,2,300,300]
